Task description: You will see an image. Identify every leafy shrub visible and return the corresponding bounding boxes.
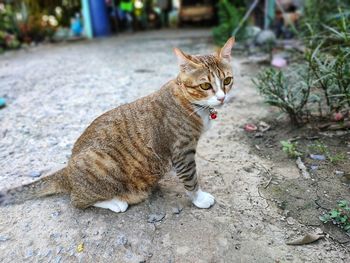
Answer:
[253,6,350,125]
[0,0,76,51]
[302,0,350,49]
[320,200,350,232]
[308,141,346,164]
[253,66,311,124]
[305,8,350,111]
[17,14,57,44]
[0,4,20,50]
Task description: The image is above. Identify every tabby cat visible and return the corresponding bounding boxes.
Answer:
[0,37,235,213]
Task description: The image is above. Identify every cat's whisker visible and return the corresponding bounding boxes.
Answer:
[189,104,210,117]
[189,106,204,117]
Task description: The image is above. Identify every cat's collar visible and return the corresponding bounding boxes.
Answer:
[209,108,218,120]
[193,104,217,120]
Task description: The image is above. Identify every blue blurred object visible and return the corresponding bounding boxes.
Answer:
[0,97,6,108]
[71,14,83,36]
[29,171,42,178]
[89,0,111,37]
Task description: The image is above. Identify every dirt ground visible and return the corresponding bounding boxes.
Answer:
[0,29,349,263]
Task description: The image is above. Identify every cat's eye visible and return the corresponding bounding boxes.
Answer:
[223,77,232,85]
[200,83,212,90]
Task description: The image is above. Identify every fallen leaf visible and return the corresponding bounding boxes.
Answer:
[77,243,84,253]
[147,213,165,223]
[286,233,324,245]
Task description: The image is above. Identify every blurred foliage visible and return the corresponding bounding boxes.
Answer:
[212,0,246,46]
[302,0,350,51]
[253,66,311,125]
[0,4,20,51]
[253,2,350,125]
[280,140,302,158]
[19,0,81,27]
[302,0,350,39]
[0,0,80,51]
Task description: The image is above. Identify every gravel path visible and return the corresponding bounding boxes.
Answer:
[0,29,348,262]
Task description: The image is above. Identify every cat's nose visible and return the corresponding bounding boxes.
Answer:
[217,96,225,104]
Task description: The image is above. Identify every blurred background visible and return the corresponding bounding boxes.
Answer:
[0,0,344,49]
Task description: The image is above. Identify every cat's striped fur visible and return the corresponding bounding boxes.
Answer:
[0,38,235,212]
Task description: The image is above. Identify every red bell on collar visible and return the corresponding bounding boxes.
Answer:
[209,108,217,120]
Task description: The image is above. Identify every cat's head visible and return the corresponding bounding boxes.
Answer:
[174,37,235,107]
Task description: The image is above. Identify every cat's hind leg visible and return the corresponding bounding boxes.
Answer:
[93,197,128,213]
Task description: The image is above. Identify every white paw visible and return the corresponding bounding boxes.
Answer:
[190,189,215,209]
[93,197,128,213]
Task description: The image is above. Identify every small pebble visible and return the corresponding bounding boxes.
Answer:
[172,206,183,215]
[147,213,165,223]
[116,235,128,246]
[29,171,42,178]
[50,233,61,239]
[335,170,345,176]
[310,165,318,171]
[51,211,61,218]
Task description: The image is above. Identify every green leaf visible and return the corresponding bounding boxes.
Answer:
[340,216,348,223]
[338,200,348,208]
[280,141,290,147]
[330,210,340,218]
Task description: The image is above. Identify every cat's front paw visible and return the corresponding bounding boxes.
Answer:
[191,189,215,209]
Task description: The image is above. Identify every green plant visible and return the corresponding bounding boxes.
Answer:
[328,153,347,164]
[320,200,350,232]
[303,5,350,111]
[253,67,311,125]
[308,141,346,164]
[302,0,350,49]
[0,4,20,50]
[280,140,302,158]
[308,141,328,154]
[307,44,350,112]
[253,4,350,125]
[212,0,246,46]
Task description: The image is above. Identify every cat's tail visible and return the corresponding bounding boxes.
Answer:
[0,167,70,206]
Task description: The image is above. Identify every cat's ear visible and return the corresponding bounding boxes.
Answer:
[174,48,201,72]
[219,37,235,61]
